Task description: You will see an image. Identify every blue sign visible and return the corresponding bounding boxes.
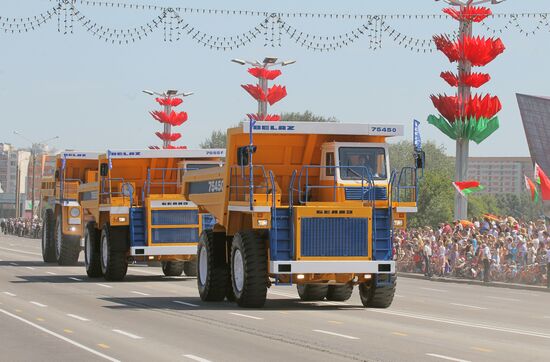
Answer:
[413,119,422,152]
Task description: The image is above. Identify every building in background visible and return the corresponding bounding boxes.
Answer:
[25,153,56,218]
[467,157,532,194]
[0,143,30,218]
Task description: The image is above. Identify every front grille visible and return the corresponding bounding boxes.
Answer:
[345,186,387,201]
[300,218,368,257]
[151,228,199,244]
[151,209,198,225]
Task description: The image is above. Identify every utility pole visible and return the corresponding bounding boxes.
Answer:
[13,132,59,220]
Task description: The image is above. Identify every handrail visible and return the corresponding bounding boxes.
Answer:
[144,167,188,200]
[99,177,132,206]
[228,165,270,207]
[395,166,418,203]
[59,178,81,202]
[288,170,297,209]
[291,165,375,204]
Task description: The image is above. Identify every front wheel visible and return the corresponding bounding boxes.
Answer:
[327,284,353,302]
[183,260,197,277]
[297,284,328,301]
[41,209,56,263]
[230,231,267,308]
[100,224,128,281]
[359,274,396,308]
[197,230,229,302]
[84,222,102,278]
[55,212,80,266]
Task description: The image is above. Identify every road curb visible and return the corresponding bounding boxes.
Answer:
[397,272,550,293]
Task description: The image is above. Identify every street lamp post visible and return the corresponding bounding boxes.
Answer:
[13,132,59,220]
[142,89,193,148]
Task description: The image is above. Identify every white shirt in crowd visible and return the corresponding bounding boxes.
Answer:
[424,244,432,257]
[547,249,550,263]
[483,245,491,260]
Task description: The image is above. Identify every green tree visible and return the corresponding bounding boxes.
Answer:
[388,140,453,177]
[408,170,454,228]
[199,129,227,149]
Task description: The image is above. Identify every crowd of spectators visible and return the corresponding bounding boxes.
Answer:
[1,218,42,239]
[395,216,550,287]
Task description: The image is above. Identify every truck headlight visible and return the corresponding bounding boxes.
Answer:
[257,219,268,227]
[70,207,80,217]
[393,219,404,227]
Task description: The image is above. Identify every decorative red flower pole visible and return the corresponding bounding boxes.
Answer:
[427,0,505,219]
[232,57,295,122]
[232,57,295,210]
[143,89,193,149]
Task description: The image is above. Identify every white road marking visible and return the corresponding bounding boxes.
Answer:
[30,301,47,308]
[183,354,212,362]
[129,268,159,275]
[67,314,90,322]
[46,271,57,275]
[426,353,471,362]
[487,296,520,302]
[420,287,446,292]
[0,308,120,362]
[131,291,150,296]
[96,283,113,288]
[450,303,487,310]
[312,329,359,340]
[173,300,199,307]
[68,277,83,281]
[269,290,298,298]
[3,292,16,297]
[25,266,36,270]
[112,329,143,339]
[370,309,550,339]
[9,262,19,266]
[229,312,264,320]
[0,246,42,256]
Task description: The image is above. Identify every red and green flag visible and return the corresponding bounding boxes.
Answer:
[524,175,540,203]
[452,180,485,196]
[534,163,542,184]
[534,164,550,200]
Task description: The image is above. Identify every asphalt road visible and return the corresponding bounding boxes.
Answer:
[1,233,549,362]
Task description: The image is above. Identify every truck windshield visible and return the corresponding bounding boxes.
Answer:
[338,147,387,180]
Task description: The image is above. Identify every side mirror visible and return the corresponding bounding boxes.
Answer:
[237,145,257,166]
[415,151,425,169]
[100,163,109,177]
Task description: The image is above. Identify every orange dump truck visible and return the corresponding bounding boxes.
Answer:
[41,151,100,265]
[79,149,224,281]
[181,121,420,308]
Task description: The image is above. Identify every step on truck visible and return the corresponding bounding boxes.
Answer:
[40,151,100,265]
[181,121,420,308]
[80,149,224,281]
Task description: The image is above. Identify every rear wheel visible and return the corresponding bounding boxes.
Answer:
[84,222,102,278]
[183,260,197,277]
[100,224,128,281]
[230,231,267,308]
[327,284,354,302]
[41,209,56,263]
[297,284,328,301]
[359,274,396,308]
[197,230,229,301]
[55,212,80,266]
[162,261,184,276]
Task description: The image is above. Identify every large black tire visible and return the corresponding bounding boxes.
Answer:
[100,224,128,281]
[197,230,229,301]
[84,222,102,278]
[162,261,185,276]
[359,274,396,308]
[54,210,81,266]
[230,231,267,308]
[297,284,329,301]
[327,284,354,302]
[183,260,197,277]
[41,209,56,263]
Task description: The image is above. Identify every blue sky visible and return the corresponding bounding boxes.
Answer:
[1,0,549,157]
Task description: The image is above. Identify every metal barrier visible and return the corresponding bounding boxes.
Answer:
[99,177,133,206]
[144,167,186,201]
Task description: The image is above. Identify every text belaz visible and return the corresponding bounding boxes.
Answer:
[253,125,295,131]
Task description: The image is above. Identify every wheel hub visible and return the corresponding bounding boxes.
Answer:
[233,249,244,293]
[198,246,208,286]
[101,233,108,269]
